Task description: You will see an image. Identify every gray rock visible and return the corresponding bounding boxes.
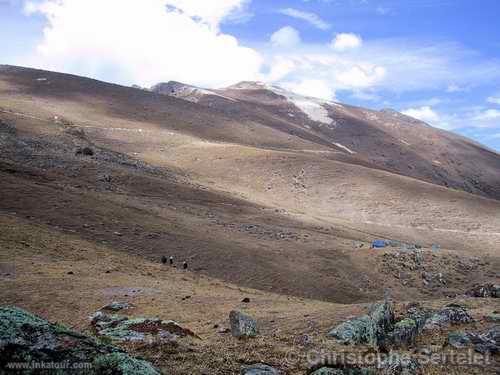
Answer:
[230,310,258,338]
[467,283,500,298]
[379,352,419,375]
[240,363,280,374]
[0,306,160,374]
[448,331,471,348]
[474,326,500,354]
[423,304,473,330]
[100,301,132,312]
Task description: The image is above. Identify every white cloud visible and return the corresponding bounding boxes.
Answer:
[335,65,386,89]
[283,79,335,100]
[331,33,363,51]
[402,106,440,123]
[446,84,468,93]
[473,109,500,121]
[279,8,331,30]
[487,96,500,105]
[376,6,391,15]
[270,26,301,48]
[23,0,262,88]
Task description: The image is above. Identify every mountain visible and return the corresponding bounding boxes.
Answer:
[152,80,500,201]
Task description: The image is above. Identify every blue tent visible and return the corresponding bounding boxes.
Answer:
[371,240,388,248]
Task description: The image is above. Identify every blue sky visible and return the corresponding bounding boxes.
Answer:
[1,0,500,151]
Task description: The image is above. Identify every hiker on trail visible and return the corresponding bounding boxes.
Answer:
[183,261,188,270]
[161,256,167,265]
[169,256,174,265]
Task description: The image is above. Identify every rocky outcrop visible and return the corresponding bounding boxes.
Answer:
[91,311,198,342]
[330,302,473,352]
[229,310,258,338]
[0,306,160,374]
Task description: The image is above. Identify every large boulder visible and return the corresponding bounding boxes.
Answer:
[240,363,280,374]
[328,301,394,347]
[229,311,258,338]
[0,306,160,374]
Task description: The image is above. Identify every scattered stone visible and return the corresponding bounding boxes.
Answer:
[0,306,160,374]
[240,363,280,375]
[100,301,132,312]
[217,327,230,334]
[466,283,500,298]
[241,297,251,303]
[448,331,471,349]
[67,271,74,275]
[229,310,257,338]
[75,146,94,156]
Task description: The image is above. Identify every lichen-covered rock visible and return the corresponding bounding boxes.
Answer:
[423,304,473,331]
[93,352,160,375]
[327,315,377,346]
[229,310,257,338]
[0,306,160,374]
[448,331,471,349]
[240,363,280,374]
[379,353,419,375]
[467,283,500,298]
[328,301,394,347]
[91,312,198,342]
[369,301,395,340]
[311,368,343,375]
[383,319,418,349]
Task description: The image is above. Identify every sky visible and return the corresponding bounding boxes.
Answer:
[1,0,500,151]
